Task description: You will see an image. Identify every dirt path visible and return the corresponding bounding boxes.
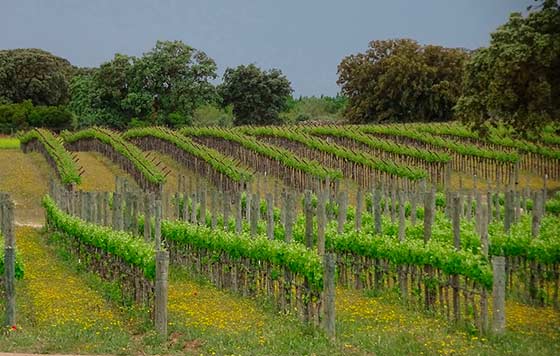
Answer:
[0,150,50,226]
[75,152,137,192]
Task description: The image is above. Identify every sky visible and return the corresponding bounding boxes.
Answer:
[0,0,532,97]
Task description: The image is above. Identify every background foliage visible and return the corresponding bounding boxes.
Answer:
[218,64,293,126]
[0,48,74,106]
[0,100,73,134]
[0,1,558,135]
[337,39,468,124]
[455,0,560,137]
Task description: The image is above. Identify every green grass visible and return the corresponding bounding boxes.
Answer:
[0,137,20,149]
[2,138,560,355]
[2,228,558,355]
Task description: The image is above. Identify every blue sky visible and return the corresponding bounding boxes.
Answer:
[0,0,531,96]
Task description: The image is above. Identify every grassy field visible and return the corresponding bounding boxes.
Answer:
[1,137,560,355]
[3,228,559,355]
[0,137,20,149]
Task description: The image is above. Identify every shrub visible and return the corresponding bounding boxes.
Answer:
[0,100,73,133]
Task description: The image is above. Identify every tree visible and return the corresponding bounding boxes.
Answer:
[337,39,468,123]
[68,40,218,129]
[0,48,74,106]
[128,40,217,126]
[219,64,293,125]
[455,0,560,137]
[67,71,124,129]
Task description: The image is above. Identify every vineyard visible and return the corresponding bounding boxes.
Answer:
[1,122,560,355]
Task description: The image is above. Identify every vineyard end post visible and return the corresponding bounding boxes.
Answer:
[155,250,169,337]
[492,256,506,334]
[322,253,336,341]
[2,196,16,327]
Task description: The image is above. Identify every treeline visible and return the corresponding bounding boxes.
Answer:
[0,1,558,136]
[0,44,345,133]
[338,0,559,136]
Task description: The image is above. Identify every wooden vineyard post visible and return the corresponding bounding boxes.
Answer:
[211,190,218,230]
[480,202,489,333]
[383,186,390,216]
[113,192,123,231]
[445,163,452,191]
[304,190,314,249]
[423,188,435,243]
[398,190,405,242]
[475,190,482,235]
[200,188,207,227]
[317,191,327,255]
[355,186,363,232]
[423,188,435,310]
[96,192,103,225]
[452,194,461,322]
[284,191,294,243]
[144,192,152,242]
[520,186,527,214]
[175,177,182,219]
[531,190,543,238]
[395,190,408,302]
[155,250,169,337]
[153,183,168,337]
[250,193,259,237]
[245,190,251,225]
[480,203,489,257]
[154,192,162,249]
[513,189,520,223]
[444,190,451,219]
[390,188,397,223]
[373,187,382,235]
[1,195,16,327]
[486,190,493,227]
[337,191,347,235]
[504,190,514,233]
[88,192,95,223]
[182,190,189,222]
[223,191,230,230]
[266,192,274,240]
[410,189,417,226]
[132,193,139,235]
[492,256,506,334]
[83,192,89,222]
[530,190,543,301]
[94,192,101,225]
[123,192,132,231]
[322,253,336,340]
[543,174,548,203]
[452,194,461,251]
[235,191,243,234]
[466,191,473,221]
[280,189,287,227]
[191,192,198,225]
[458,190,464,219]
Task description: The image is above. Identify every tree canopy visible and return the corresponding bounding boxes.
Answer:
[0,48,74,106]
[219,64,293,126]
[337,39,468,124]
[68,40,217,129]
[455,0,560,137]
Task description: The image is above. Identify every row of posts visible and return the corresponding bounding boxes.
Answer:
[49,177,169,337]
[55,173,551,336]
[0,193,16,328]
